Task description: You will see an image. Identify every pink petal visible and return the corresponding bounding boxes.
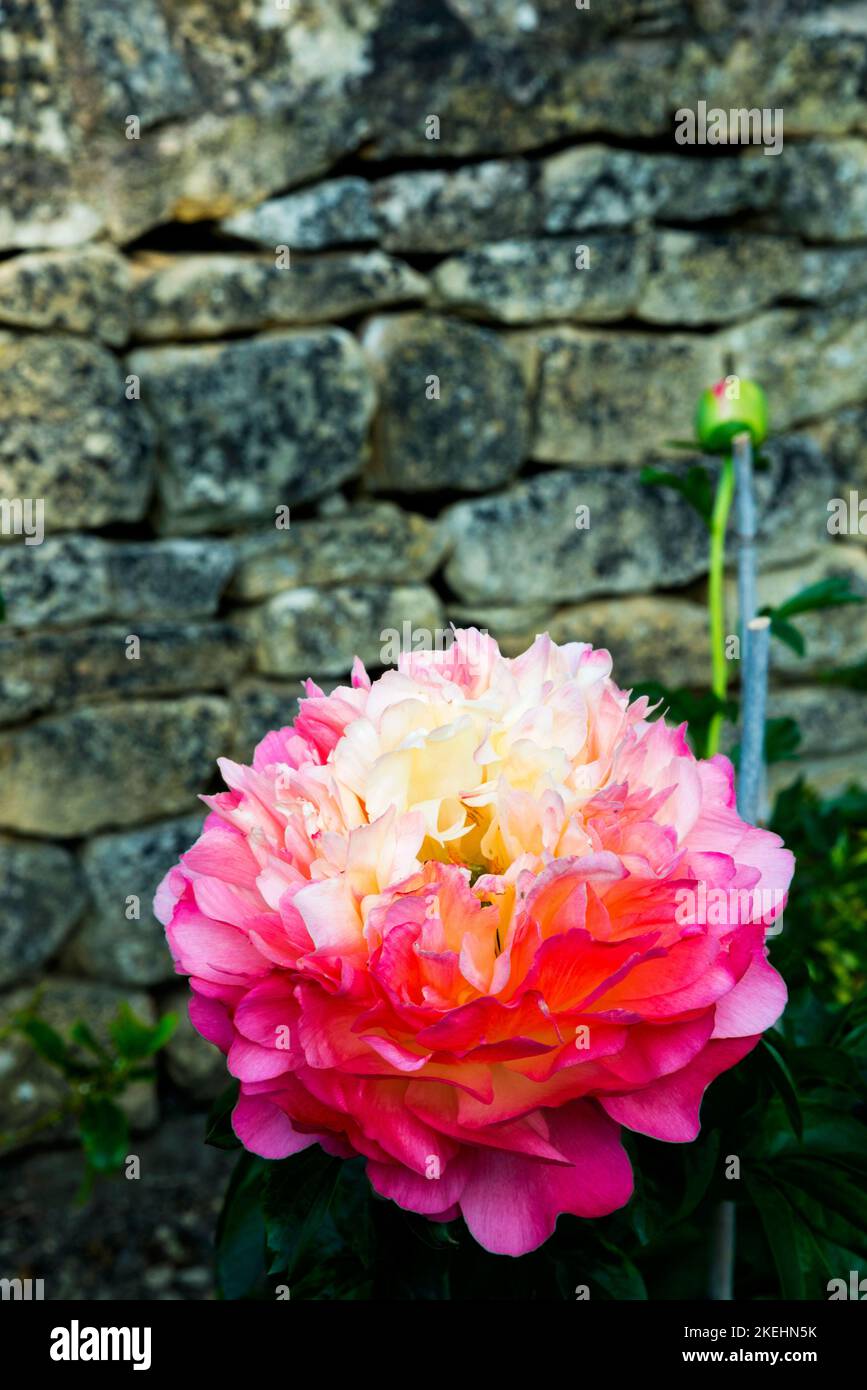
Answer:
[188,989,235,1052]
[367,1150,471,1215]
[228,1035,293,1082]
[600,1035,759,1141]
[712,951,787,1039]
[457,1101,633,1256]
[232,1093,319,1159]
[167,901,270,984]
[182,825,260,890]
[233,977,296,1046]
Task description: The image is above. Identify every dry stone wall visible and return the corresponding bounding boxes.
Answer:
[1,0,866,1126]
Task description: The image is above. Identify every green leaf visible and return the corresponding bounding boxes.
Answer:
[216,1152,268,1300]
[767,614,805,656]
[766,1104,867,1177]
[674,1131,721,1222]
[767,1195,837,1299]
[263,1147,342,1280]
[760,1038,803,1138]
[205,1080,241,1149]
[332,1157,376,1266]
[772,576,864,620]
[79,1097,129,1173]
[762,578,864,659]
[260,1154,376,1299]
[820,660,867,690]
[640,464,713,527]
[793,1222,835,1297]
[745,1173,805,1299]
[109,1003,177,1061]
[791,1046,862,1092]
[764,717,802,765]
[70,1021,112,1063]
[592,1243,648,1300]
[775,1159,867,1255]
[777,1179,867,1279]
[17,1017,72,1070]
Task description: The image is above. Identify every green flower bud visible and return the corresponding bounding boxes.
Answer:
[695,378,768,452]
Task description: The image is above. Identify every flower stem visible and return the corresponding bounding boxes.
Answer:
[705,453,737,1298]
[706,454,735,757]
[708,1198,736,1301]
[733,432,757,641]
[737,617,771,827]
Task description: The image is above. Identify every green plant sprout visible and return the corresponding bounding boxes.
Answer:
[0,996,177,1199]
[641,377,864,761]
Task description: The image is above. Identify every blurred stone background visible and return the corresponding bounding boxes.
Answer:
[1,0,867,1294]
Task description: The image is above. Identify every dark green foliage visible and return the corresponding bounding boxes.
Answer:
[1,997,177,1195]
[639,464,714,528]
[771,780,867,1004]
[761,576,864,657]
[215,1153,269,1300]
[205,1080,243,1151]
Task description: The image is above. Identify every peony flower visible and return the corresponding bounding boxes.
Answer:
[156,629,792,1257]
